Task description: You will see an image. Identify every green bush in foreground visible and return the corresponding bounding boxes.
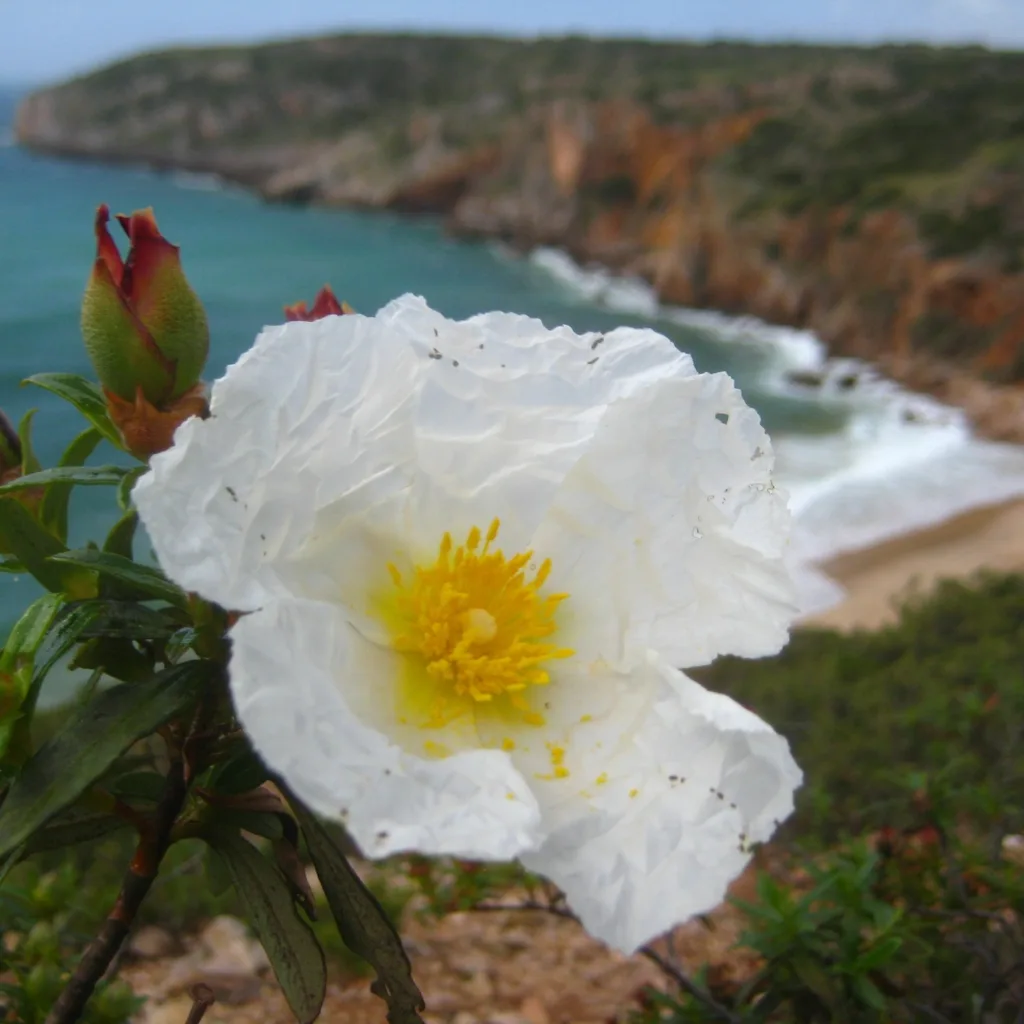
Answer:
[639,572,1024,1023]
[695,572,1024,847]
[3,574,1023,1022]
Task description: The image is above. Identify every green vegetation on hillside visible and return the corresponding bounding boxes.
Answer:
[33,37,1024,274]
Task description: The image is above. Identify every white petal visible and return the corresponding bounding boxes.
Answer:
[229,597,543,859]
[135,297,698,611]
[134,313,425,611]
[532,371,797,669]
[520,653,802,953]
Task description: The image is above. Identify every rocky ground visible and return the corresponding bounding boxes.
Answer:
[122,865,763,1024]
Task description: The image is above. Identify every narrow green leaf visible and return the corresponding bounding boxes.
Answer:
[77,600,181,641]
[0,464,128,495]
[23,373,124,449]
[17,409,42,475]
[853,935,903,973]
[0,660,213,860]
[0,498,96,597]
[791,954,841,1008]
[0,593,66,676]
[205,845,234,898]
[117,466,147,512]
[49,550,187,609]
[165,627,199,663]
[100,512,141,601]
[104,511,137,560]
[207,747,269,795]
[39,428,103,543]
[70,636,154,683]
[22,810,129,856]
[107,771,168,802]
[291,799,425,1024]
[0,595,66,761]
[6,602,108,761]
[850,974,888,1012]
[206,831,326,1024]
[215,809,286,841]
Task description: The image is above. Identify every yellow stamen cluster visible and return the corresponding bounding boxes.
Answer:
[387,519,573,727]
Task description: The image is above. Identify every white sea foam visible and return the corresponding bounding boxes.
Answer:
[528,247,1024,616]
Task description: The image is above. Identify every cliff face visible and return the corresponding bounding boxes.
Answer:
[16,37,1024,438]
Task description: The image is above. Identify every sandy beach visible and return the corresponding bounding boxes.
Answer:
[803,497,1024,632]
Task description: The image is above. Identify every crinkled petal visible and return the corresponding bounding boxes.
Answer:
[229,596,543,859]
[519,653,802,953]
[532,371,796,668]
[135,295,698,612]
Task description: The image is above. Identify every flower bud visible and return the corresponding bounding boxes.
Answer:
[81,205,209,405]
[284,285,353,321]
[0,409,44,516]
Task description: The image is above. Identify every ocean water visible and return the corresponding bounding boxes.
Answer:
[5,86,1024,669]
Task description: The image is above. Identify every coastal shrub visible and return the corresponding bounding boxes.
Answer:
[633,835,1024,1023]
[694,572,1024,847]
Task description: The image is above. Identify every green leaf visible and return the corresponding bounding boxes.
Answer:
[49,549,187,609]
[17,409,42,475]
[6,602,108,761]
[117,466,147,512]
[77,600,181,641]
[165,627,199,663]
[104,511,137,560]
[39,428,103,543]
[0,593,66,677]
[791,954,841,1009]
[215,809,286,840]
[70,636,155,683]
[850,974,888,1012]
[99,512,141,600]
[206,746,269,795]
[0,498,95,597]
[0,660,213,860]
[291,798,425,1024]
[205,845,235,898]
[205,831,326,1024]
[22,810,129,856]
[107,771,168,802]
[853,936,903,973]
[0,594,66,761]
[0,464,128,495]
[23,373,124,450]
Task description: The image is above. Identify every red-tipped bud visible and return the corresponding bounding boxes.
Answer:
[284,285,353,321]
[81,205,209,406]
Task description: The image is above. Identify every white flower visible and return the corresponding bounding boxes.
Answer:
[134,294,802,953]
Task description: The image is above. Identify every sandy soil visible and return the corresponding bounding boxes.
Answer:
[803,497,1024,632]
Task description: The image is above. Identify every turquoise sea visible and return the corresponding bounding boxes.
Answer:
[6,84,1024,696]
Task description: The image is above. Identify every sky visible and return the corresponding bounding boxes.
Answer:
[2,0,1023,85]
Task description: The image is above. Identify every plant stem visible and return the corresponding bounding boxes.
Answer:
[43,744,190,1024]
[184,983,216,1024]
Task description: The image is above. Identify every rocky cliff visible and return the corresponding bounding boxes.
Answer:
[16,36,1024,438]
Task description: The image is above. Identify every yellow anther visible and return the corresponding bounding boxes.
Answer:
[384,521,573,729]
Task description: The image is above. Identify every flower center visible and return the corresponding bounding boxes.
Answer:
[385,519,573,728]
